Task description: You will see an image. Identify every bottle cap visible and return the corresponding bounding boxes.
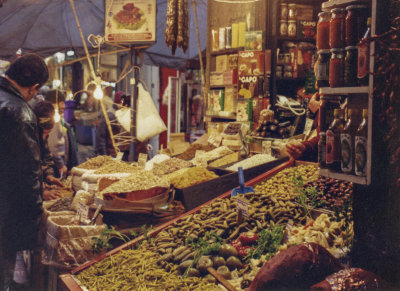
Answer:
[362,109,368,117]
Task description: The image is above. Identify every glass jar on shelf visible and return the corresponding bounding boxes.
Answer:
[329,48,345,87]
[316,49,331,88]
[330,8,346,48]
[288,20,297,37]
[288,4,297,21]
[280,3,288,20]
[280,20,288,36]
[317,11,331,50]
[344,46,358,86]
[345,5,369,46]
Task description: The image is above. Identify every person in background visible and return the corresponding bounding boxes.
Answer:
[95,93,150,161]
[45,89,78,177]
[32,101,63,201]
[191,88,204,129]
[0,53,49,291]
[102,85,114,111]
[285,91,320,161]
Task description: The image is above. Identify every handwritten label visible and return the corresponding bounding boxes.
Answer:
[208,133,223,147]
[138,153,148,168]
[76,203,90,224]
[116,151,124,161]
[262,141,272,155]
[237,197,249,218]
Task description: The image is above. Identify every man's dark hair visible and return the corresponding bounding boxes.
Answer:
[45,89,66,104]
[6,53,49,88]
[33,101,55,130]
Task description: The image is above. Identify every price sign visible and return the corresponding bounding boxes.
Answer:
[237,197,249,218]
[116,151,124,161]
[138,153,148,168]
[76,203,90,224]
[262,140,272,155]
[208,132,222,147]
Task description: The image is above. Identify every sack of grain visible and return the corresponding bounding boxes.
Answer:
[70,167,94,192]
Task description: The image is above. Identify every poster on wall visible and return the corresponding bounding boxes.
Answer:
[105,0,156,44]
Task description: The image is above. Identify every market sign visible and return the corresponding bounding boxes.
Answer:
[105,0,156,44]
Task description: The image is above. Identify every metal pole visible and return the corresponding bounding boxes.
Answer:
[128,47,138,162]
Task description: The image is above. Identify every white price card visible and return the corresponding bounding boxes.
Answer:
[237,197,249,218]
[76,203,90,224]
[138,153,148,168]
[208,132,223,147]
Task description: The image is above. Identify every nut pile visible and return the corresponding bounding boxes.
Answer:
[169,167,218,189]
[209,152,240,168]
[223,123,242,135]
[93,160,138,174]
[176,143,216,160]
[101,170,170,194]
[152,158,193,176]
[191,146,233,166]
[226,154,275,171]
[77,156,114,170]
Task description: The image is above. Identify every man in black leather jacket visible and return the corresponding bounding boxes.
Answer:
[0,53,49,290]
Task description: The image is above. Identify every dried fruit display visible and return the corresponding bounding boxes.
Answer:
[152,158,193,176]
[76,156,114,170]
[93,160,138,174]
[226,154,276,171]
[101,170,169,195]
[169,167,218,189]
[176,143,216,161]
[209,152,240,168]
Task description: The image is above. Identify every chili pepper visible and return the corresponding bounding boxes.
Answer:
[238,232,258,246]
[230,239,241,249]
[236,245,251,258]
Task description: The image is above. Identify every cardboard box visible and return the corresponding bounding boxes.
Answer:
[238,75,261,99]
[216,55,229,72]
[228,54,238,69]
[224,87,238,113]
[238,50,265,76]
[208,89,224,113]
[298,20,317,38]
[210,71,224,86]
[236,98,252,121]
[223,69,238,85]
[245,30,263,51]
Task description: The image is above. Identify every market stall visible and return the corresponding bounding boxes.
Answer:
[58,159,389,290]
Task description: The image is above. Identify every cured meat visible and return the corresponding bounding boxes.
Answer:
[165,0,178,55]
[165,0,189,55]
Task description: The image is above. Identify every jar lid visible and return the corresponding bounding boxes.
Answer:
[317,49,331,54]
[331,8,345,13]
[345,46,358,50]
[346,5,368,10]
[280,19,288,23]
[284,65,292,71]
[288,3,296,7]
[288,20,296,23]
[280,2,288,6]
[330,48,345,52]
[318,11,331,17]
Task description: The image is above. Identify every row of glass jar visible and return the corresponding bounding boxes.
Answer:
[315,46,368,88]
[317,5,369,50]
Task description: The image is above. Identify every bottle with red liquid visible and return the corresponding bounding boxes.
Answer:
[326,108,345,172]
[357,17,371,86]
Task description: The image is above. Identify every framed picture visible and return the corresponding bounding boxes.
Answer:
[105,0,156,44]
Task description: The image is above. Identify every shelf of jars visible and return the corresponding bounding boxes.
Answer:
[322,0,370,10]
[316,0,374,185]
[319,86,369,94]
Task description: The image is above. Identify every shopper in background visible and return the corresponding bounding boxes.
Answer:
[32,101,63,201]
[95,90,124,156]
[0,53,49,290]
[45,89,78,177]
[285,91,321,161]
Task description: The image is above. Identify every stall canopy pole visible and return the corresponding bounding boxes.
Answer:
[128,46,138,162]
[192,0,206,96]
[68,0,118,155]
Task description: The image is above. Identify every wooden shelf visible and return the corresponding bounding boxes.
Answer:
[210,84,237,89]
[319,168,370,185]
[211,48,243,56]
[206,113,236,120]
[277,36,316,43]
[322,0,369,10]
[319,86,369,95]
